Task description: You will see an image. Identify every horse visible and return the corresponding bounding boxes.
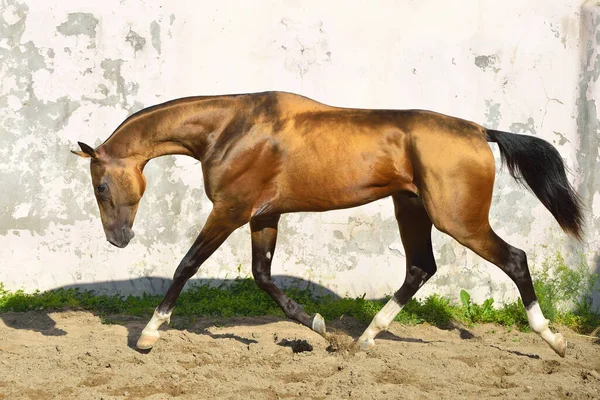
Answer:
[72,91,583,357]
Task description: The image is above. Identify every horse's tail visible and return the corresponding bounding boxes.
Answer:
[486,129,584,240]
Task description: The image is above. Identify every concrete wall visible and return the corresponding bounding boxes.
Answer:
[1,0,598,305]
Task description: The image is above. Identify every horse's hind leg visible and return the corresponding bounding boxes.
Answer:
[455,228,567,357]
[419,151,567,357]
[137,207,246,350]
[357,195,437,350]
[250,216,326,335]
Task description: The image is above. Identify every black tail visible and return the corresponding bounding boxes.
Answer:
[486,129,584,240]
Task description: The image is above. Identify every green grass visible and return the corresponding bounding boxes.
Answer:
[532,252,600,333]
[455,252,600,334]
[0,252,598,334]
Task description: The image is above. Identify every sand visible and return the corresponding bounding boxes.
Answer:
[0,310,598,399]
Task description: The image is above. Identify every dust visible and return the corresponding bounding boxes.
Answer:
[325,331,357,354]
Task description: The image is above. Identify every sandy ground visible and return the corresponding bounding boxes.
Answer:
[0,311,598,400]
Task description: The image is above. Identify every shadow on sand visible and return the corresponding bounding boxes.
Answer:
[0,275,482,354]
[0,276,337,338]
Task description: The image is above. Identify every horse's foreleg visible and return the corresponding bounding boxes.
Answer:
[250,216,326,335]
[357,195,436,350]
[136,208,244,350]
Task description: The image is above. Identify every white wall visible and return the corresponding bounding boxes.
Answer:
[1,0,598,305]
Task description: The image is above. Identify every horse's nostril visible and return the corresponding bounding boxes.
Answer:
[122,227,134,241]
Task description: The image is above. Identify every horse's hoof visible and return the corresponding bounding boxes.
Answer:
[355,337,375,351]
[311,313,327,336]
[136,331,160,350]
[552,333,567,358]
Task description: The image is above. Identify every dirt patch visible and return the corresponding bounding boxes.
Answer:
[0,311,598,399]
[278,338,313,353]
[325,331,357,354]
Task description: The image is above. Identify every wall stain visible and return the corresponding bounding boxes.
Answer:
[474,54,500,73]
[0,1,29,47]
[134,156,207,247]
[150,21,161,54]
[484,99,501,129]
[509,117,537,135]
[56,13,99,49]
[576,4,600,302]
[438,242,458,265]
[0,4,95,235]
[553,131,569,146]
[92,59,138,107]
[125,28,146,55]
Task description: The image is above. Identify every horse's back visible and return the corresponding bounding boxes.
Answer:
[267,98,419,212]
[234,93,497,223]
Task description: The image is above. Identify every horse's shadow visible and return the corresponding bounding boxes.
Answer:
[0,276,344,343]
[4,259,599,354]
[123,315,274,351]
[0,276,525,354]
[122,314,451,354]
[0,311,67,336]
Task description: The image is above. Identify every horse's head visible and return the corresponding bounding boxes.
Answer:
[72,142,146,248]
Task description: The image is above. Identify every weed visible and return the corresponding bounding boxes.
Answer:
[532,252,600,333]
[454,251,599,333]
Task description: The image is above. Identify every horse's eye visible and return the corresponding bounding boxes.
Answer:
[97,184,107,193]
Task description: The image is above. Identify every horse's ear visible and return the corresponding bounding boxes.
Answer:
[71,142,98,159]
[71,150,90,158]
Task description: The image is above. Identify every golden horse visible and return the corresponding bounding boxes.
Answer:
[73,92,582,357]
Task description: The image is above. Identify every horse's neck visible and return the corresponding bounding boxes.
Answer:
[99,97,237,163]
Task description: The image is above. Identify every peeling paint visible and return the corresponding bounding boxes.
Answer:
[56,13,98,48]
[484,99,501,129]
[474,54,500,73]
[554,131,569,145]
[57,13,98,38]
[125,29,146,54]
[0,2,28,47]
[93,58,139,107]
[509,117,537,135]
[150,21,161,54]
[438,243,457,265]
[576,3,600,286]
[133,157,207,248]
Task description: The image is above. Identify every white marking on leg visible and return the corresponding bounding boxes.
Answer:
[357,297,404,350]
[526,301,567,357]
[266,251,272,260]
[526,301,549,333]
[136,309,172,349]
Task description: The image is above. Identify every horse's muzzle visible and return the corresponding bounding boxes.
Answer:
[107,226,135,248]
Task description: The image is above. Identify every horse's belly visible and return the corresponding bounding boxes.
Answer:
[275,154,412,212]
